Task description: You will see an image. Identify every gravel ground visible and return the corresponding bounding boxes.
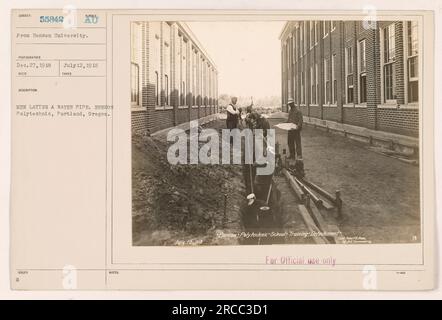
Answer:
[270,118,421,244]
[132,120,245,246]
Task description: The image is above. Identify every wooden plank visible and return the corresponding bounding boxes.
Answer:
[282,169,305,202]
[308,201,328,233]
[300,177,337,205]
[298,205,329,244]
[295,177,335,210]
[295,177,322,205]
[308,201,344,244]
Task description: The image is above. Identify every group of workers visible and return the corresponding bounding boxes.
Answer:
[225,96,303,161]
[225,96,304,220]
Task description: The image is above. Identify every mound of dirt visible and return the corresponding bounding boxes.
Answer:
[132,122,245,246]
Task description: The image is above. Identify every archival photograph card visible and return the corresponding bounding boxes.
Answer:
[10,7,435,290]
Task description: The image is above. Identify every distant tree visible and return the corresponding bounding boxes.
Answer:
[218,94,231,108]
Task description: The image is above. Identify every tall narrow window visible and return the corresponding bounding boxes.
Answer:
[310,22,315,49]
[292,32,297,62]
[324,58,330,104]
[181,81,186,106]
[305,71,308,104]
[323,21,330,37]
[152,23,161,107]
[345,46,354,104]
[164,74,169,106]
[163,23,171,106]
[155,71,159,106]
[131,62,139,106]
[314,21,319,44]
[192,49,197,106]
[315,63,319,104]
[407,21,418,103]
[383,24,396,102]
[310,66,315,104]
[130,23,140,107]
[359,39,367,103]
[331,54,337,104]
[304,22,308,54]
[300,23,304,57]
[301,70,305,104]
[295,27,299,59]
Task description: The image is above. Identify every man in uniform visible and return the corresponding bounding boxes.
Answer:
[287,98,303,160]
[226,96,240,130]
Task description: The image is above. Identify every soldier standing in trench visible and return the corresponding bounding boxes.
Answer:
[287,98,304,176]
[287,98,303,160]
[226,97,240,128]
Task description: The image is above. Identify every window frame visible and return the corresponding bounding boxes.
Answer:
[323,21,330,38]
[310,65,316,104]
[130,62,140,107]
[331,54,337,105]
[406,21,419,104]
[381,23,397,104]
[314,21,319,45]
[323,57,330,105]
[358,39,367,104]
[345,46,354,104]
[310,21,315,49]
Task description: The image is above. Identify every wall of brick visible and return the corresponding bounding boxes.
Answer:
[132,21,218,134]
[176,108,189,124]
[309,105,321,118]
[323,106,341,122]
[343,107,368,127]
[280,20,419,138]
[377,108,419,136]
[190,107,199,120]
[132,110,148,133]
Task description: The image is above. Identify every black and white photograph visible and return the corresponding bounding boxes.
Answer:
[130,19,421,247]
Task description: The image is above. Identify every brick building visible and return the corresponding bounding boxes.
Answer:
[280,21,419,137]
[131,22,219,133]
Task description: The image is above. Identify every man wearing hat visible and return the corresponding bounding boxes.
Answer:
[287,98,303,160]
[226,96,240,130]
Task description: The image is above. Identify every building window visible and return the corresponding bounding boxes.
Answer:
[345,46,354,104]
[164,74,169,106]
[181,81,186,106]
[331,54,337,104]
[300,24,304,57]
[310,22,315,49]
[295,28,301,57]
[315,63,319,105]
[288,78,292,101]
[383,24,396,102]
[155,71,159,106]
[131,62,139,106]
[314,21,319,44]
[358,39,367,103]
[310,66,316,104]
[130,23,140,107]
[324,58,330,104]
[192,49,197,106]
[301,71,305,104]
[407,21,418,103]
[323,21,330,38]
[304,22,308,54]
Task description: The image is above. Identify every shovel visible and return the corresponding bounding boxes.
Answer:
[246,163,256,206]
[259,183,273,212]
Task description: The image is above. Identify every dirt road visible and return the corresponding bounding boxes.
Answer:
[270,118,421,244]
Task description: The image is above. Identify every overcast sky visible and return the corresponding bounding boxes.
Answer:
[187,21,285,99]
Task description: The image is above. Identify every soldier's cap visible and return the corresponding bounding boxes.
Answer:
[287,98,294,104]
